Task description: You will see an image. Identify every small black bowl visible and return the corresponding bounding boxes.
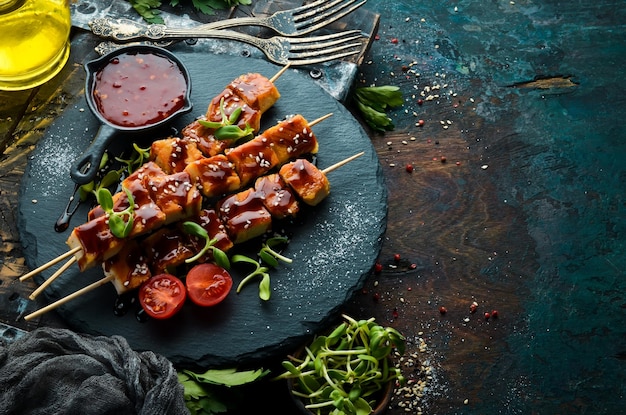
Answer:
[70,45,193,185]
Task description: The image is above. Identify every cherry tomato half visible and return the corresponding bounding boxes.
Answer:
[138,274,186,319]
[185,263,233,307]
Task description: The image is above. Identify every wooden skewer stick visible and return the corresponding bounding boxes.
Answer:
[28,256,77,300]
[269,63,291,84]
[19,246,81,282]
[309,112,333,127]
[322,151,365,174]
[24,274,115,321]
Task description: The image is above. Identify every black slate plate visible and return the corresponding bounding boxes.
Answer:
[17,53,387,368]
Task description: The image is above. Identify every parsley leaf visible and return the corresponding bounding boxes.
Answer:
[128,0,164,24]
[178,368,269,414]
[353,85,403,133]
[127,0,252,23]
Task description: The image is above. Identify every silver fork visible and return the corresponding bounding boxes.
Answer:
[195,29,365,66]
[89,0,367,40]
[94,29,364,66]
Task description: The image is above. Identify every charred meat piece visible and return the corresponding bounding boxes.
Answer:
[67,215,125,271]
[144,228,195,275]
[183,209,234,258]
[227,72,281,113]
[206,88,262,132]
[145,171,202,225]
[181,120,231,157]
[226,137,280,187]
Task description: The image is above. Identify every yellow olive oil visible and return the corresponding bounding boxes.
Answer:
[0,0,71,90]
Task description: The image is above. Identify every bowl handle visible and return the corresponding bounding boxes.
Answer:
[70,123,118,185]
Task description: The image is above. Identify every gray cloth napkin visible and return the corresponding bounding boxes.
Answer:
[0,327,189,415]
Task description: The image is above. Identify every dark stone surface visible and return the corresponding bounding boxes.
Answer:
[17,53,387,368]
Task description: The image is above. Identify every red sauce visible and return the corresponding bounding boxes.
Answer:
[92,51,187,128]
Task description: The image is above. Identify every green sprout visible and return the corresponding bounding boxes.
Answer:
[258,236,292,267]
[232,255,272,301]
[128,0,252,25]
[77,152,119,201]
[79,143,151,203]
[233,237,292,301]
[116,142,152,175]
[95,187,135,238]
[198,98,255,143]
[181,221,230,269]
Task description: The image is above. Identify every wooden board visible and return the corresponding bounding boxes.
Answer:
[17,52,387,368]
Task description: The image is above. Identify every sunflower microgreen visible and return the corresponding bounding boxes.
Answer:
[197,97,254,143]
[181,221,230,269]
[95,187,135,238]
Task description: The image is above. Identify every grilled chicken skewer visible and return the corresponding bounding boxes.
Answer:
[66,113,326,273]
[22,111,328,294]
[23,153,363,321]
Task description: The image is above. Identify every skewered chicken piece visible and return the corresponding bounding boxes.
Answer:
[70,165,202,271]
[279,158,330,206]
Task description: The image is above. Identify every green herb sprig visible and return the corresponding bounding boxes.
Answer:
[198,97,255,143]
[353,85,403,133]
[128,0,252,24]
[181,221,230,268]
[115,142,152,176]
[232,255,271,300]
[95,187,135,238]
[78,143,151,203]
[77,152,119,202]
[233,236,291,300]
[178,367,268,415]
